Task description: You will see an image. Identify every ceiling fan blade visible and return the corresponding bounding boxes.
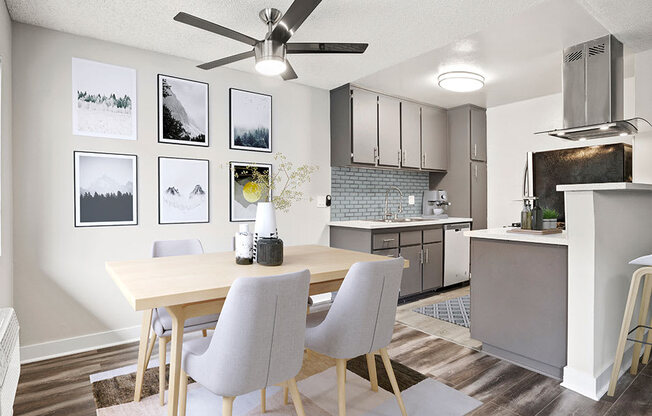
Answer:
[269,0,322,43]
[287,42,369,54]
[174,12,258,46]
[197,50,255,70]
[281,61,298,81]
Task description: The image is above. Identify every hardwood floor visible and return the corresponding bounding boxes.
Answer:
[14,320,652,415]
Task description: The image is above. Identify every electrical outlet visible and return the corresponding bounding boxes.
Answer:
[408,195,415,205]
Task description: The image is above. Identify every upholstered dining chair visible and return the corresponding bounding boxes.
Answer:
[177,269,311,416]
[134,239,220,406]
[304,257,407,416]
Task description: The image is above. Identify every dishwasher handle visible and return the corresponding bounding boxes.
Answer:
[444,223,471,232]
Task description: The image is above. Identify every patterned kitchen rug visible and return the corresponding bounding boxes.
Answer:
[412,295,471,328]
[91,349,481,415]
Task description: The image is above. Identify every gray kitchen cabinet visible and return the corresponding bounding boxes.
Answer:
[372,248,399,258]
[470,107,487,161]
[399,245,422,296]
[422,242,443,291]
[421,106,448,171]
[471,161,488,230]
[351,87,378,165]
[400,101,421,169]
[378,95,401,167]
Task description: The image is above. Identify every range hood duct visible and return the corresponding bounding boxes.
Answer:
[537,34,649,140]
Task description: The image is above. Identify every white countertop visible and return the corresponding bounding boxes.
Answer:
[557,182,652,192]
[464,227,568,246]
[328,217,473,230]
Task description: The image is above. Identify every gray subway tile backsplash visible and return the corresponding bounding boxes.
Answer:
[331,166,430,221]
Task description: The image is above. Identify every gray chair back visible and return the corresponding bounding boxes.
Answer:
[183,269,311,397]
[309,257,404,358]
[152,239,203,258]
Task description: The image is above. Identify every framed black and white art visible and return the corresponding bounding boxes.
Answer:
[158,74,209,147]
[72,58,137,140]
[158,157,209,224]
[229,88,272,153]
[229,162,271,222]
[74,151,138,227]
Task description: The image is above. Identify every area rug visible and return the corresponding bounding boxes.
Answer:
[412,295,471,328]
[91,350,481,415]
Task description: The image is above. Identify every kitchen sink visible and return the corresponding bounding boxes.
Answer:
[371,217,431,223]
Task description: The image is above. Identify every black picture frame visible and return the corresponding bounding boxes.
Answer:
[158,156,210,225]
[158,74,209,147]
[229,88,272,153]
[73,151,138,227]
[229,161,272,222]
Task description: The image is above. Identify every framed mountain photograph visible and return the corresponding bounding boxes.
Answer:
[158,157,209,224]
[72,58,137,140]
[230,162,271,222]
[158,74,209,147]
[74,151,137,227]
[229,88,272,152]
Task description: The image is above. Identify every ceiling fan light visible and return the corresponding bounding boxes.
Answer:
[254,39,287,76]
[438,71,485,92]
[255,57,287,76]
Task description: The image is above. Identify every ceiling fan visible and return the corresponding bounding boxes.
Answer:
[173,0,368,80]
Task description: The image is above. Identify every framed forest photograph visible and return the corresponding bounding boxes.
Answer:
[229,162,271,222]
[158,157,209,224]
[74,151,138,227]
[229,88,272,152]
[158,74,209,147]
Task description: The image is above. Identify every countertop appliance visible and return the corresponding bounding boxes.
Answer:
[422,190,450,218]
[444,223,471,286]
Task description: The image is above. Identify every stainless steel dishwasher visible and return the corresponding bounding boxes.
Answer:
[444,223,471,286]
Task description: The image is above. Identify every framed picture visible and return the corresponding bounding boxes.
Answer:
[74,151,137,227]
[158,74,209,147]
[229,88,272,153]
[158,157,209,224]
[72,58,137,140]
[230,162,272,222]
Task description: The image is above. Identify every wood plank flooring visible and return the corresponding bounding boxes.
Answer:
[15,319,652,415]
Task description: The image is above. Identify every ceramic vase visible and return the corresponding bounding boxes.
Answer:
[254,202,278,261]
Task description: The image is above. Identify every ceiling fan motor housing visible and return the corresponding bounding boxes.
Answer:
[255,39,286,65]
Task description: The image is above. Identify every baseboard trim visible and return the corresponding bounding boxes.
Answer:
[20,325,141,364]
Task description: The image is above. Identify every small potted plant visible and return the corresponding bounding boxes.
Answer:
[542,208,559,230]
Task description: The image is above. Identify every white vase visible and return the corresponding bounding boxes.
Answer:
[254,202,278,260]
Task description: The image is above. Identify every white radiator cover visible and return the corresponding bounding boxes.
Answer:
[0,309,19,416]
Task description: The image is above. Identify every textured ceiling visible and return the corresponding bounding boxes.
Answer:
[4,0,545,90]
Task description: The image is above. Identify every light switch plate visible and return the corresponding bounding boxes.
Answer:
[316,195,331,208]
[408,195,415,205]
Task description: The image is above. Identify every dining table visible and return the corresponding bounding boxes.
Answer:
[106,244,407,416]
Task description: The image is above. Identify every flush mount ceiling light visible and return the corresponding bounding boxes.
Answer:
[438,71,485,92]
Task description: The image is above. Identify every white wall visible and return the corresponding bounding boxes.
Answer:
[634,49,652,183]
[0,2,13,307]
[486,77,636,228]
[11,23,331,360]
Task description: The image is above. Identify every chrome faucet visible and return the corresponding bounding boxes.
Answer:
[384,186,404,221]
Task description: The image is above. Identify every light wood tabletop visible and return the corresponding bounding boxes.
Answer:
[106,244,405,416]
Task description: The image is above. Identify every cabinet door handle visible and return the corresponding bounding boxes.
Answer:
[422,154,426,167]
[475,164,478,178]
[419,249,424,264]
[425,248,430,263]
[382,238,395,243]
[474,143,477,157]
[373,147,378,163]
[398,150,402,166]
[403,150,406,164]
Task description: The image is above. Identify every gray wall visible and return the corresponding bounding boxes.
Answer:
[0,2,13,307]
[331,166,429,220]
[12,23,331,359]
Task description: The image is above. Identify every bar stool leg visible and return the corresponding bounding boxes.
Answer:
[631,274,652,375]
[608,269,646,396]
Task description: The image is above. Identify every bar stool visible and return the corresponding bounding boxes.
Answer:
[607,255,652,396]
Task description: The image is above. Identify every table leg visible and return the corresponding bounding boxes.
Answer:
[134,309,153,402]
[166,305,186,416]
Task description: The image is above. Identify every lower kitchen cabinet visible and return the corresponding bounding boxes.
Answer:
[422,241,443,291]
[399,245,422,296]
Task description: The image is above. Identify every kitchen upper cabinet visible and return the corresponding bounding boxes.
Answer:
[421,106,448,171]
[471,161,488,229]
[422,241,443,291]
[400,101,421,169]
[470,107,487,161]
[378,95,401,167]
[351,88,378,165]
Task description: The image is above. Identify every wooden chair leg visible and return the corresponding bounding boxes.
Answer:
[134,309,153,402]
[287,377,306,416]
[179,369,188,416]
[631,275,652,375]
[202,329,207,337]
[283,382,289,405]
[608,269,646,396]
[222,396,235,416]
[336,358,347,416]
[159,336,169,406]
[366,353,378,392]
[380,348,407,416]
[261,388,266,413]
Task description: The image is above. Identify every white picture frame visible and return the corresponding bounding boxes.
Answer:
[158,157,210,224]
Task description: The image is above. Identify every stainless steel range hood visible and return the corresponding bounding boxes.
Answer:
[537,35,648,140]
